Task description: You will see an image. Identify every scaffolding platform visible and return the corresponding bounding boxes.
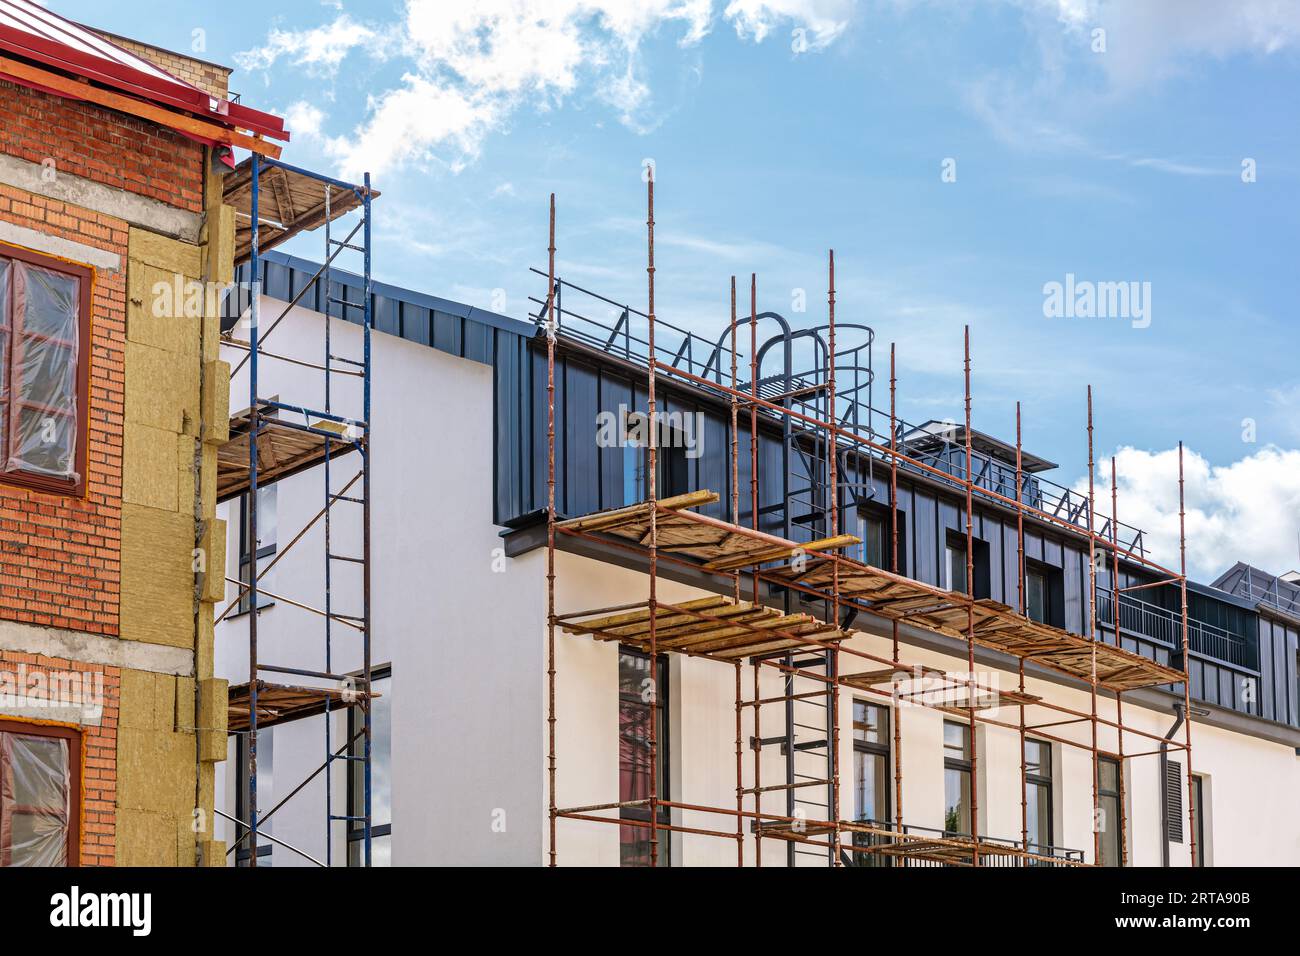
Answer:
[557,595,844,661]
[227,681,376,733]
[224,158,379,265]
[217,407,359,502]
[766,555,1186,691]
[557,490,859,569]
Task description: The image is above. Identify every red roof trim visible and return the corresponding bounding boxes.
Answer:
[0,21,287,141]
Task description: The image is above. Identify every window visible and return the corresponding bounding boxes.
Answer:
[238,484,277,614]
[1098,756,1122,867]
[235,729,273,866]
[1024,560,1064,627]
[858,510,885,568]
[1025,739,1053,852]
[0,720,80,866]
[853,701,889,824]
[1026,568,1047,623]
[348,668,392,866]
[943,720,972,836]
[0,245,92,496]
[944,532,989,595]
[945,538,967,593]
[619,647,669,866]
[621,415,688,505]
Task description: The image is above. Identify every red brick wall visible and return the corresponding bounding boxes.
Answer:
[0,79,204,212]
[0,651,119,866]
[0,202,126,636]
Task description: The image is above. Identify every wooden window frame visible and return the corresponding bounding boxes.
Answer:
[0,718,82,867]
[0,243,93,498]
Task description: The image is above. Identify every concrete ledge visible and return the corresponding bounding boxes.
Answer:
[0,154,202,243]
[0,220,121,273]
[0,619,194,676]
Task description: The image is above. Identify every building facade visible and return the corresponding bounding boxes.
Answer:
[217,251,1300,867]
[0,2,286,865]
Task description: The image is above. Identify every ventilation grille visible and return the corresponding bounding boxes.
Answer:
[1165,760,1183,844]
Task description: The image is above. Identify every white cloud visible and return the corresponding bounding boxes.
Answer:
[237,1,851,178]
[1078,445,1300,582]
[724,0,853,47]
[284,101,326,138]
[1076,0,1300,88]
[234,14,385,77]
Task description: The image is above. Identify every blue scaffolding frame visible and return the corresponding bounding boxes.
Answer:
[228,154,376,867]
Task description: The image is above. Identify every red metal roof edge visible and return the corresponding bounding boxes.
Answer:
[0,22,287,141]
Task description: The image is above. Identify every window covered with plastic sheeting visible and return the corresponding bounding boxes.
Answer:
[0,245,92,497]
[0,721,80,867]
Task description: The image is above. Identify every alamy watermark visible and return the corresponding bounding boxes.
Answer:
[0,665,104,721]
[596,404,705,460]
[1042,273,1151,329]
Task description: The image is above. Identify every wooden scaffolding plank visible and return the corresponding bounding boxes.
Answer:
[217,409,360,502]
[227,681,376,733]
[224,159,380,265]
[558,596,844,661]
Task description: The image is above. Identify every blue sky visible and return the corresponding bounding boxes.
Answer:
[58,0,1300,577]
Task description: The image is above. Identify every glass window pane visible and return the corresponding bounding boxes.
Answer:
[1025,739,1050,776]
[255,485,277,552]
[1099,794,1120,866]
[854,701,887,744]
[855,750,888,823]
[861,513,884,567]
[9,405,74,478]
[947,545,967,593]
[1027,570,1046,622]
[7,734,67,808]
[943,720,968,757]
[2,732,71,866]
[17,264,77,340]
[370,679,392,829]
[619,651,653,803]
[944,767,971,835]
[15,341,75,412]
[1099,758,1119,793]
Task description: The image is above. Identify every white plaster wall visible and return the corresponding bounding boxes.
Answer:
[216,296,543,866]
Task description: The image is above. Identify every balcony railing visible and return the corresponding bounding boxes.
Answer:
[1097,587,1257,671]
[1238,567,1300,620]
[847,821,1085,867]
[891,429,1147,557]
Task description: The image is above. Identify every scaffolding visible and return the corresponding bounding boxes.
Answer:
[213,156,378,866]
[540,177,1199,867]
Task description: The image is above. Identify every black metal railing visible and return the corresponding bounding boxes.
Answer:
[1096,587,1258,671]
[1239,567,1300,619]
[888,425,1147,557]
[847,821,1084,867]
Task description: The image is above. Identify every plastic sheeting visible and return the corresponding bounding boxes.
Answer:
[0,731,71,867]
[0,259,8,455]
[9,262,79,482]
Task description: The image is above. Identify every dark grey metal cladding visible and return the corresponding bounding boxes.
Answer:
[491,336,1296,729]
[495,335,782,526]
[232,250,533,361]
